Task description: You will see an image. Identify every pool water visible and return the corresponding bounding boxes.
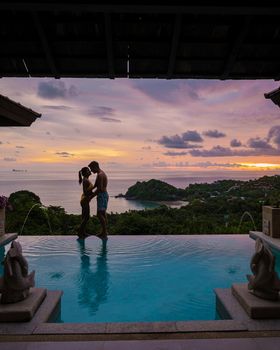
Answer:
[1,235,277,323]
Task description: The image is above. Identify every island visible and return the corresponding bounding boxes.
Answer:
[116,179,186,201]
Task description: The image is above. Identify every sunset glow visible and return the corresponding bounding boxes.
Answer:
[1,78,280,177]
[240,163,280,170]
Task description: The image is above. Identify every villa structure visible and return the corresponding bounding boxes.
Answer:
[1,1,280,349]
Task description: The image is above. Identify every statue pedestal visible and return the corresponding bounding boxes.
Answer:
[0,288,47,322]
[232,283,280,319]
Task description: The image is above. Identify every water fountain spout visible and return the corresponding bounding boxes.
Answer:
[238,211,257,233]
[20,203,52,235]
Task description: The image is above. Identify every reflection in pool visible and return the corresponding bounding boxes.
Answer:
[77,240,109,316]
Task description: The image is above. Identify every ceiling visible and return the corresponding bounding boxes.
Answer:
[1,2,280,80]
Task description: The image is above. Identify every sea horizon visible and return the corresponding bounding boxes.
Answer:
[1,169,279,214]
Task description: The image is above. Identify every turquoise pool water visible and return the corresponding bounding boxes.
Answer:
[2,235,278,323]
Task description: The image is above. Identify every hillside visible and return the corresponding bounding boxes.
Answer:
[184,175,280,206]
[5,175,280,235]
[120,179,186,201]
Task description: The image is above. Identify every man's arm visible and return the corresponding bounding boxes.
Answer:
[89,175,101,199]
[92,177,97,190]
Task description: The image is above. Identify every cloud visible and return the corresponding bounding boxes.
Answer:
[158,135,203,149]
[190,146,234,157]
[189,127,280,157]
[87,106,121,123]
[247,137,273,149]
[152,161,170,167]
[164,151,188,156]
[174,162,190,167]
[158,130,203,149]
[0,141,3,145]
[37,81,79,99]
[230,139,242,147]
[3,157,16,161]
[203,129,226,138]
[131,80,200,104]
[182,130,203,142]
[142,146,151,150]
[193,161,243,168]
[268,125,280,147]
[88,106,115,117]
[98,117,121,123]
[190,145,280,157]
[41,105,72,110]
[55,152,75,158]
[16,146,25,149]
[149,161,245,168]
[158,135,186,148]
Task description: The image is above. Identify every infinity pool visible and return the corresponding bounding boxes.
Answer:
[1,235,275,323]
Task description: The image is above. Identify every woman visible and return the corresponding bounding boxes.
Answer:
[77,167,94,239]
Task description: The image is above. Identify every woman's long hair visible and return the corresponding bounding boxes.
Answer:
[79,167,90,185]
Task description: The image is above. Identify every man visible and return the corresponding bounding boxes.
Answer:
[88,161,109,241]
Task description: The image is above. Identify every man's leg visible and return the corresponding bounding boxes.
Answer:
[97,210,108,239]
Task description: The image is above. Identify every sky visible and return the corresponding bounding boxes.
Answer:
[1,77,280,177]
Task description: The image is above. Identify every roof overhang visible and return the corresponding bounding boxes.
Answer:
[1,2,280,80]
[265,87,280,108]
[0,94,41,126]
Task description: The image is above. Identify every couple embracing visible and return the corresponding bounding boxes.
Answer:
[78,161,109,241]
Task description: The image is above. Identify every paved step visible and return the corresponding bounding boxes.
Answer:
[1,337,280,350]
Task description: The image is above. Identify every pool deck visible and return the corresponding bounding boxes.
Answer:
[1,337,280,350]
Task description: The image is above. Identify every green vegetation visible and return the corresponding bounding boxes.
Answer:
[5,175,280,235]
[121,179,186,201]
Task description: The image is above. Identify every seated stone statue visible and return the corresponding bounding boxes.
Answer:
[247,238,280,301]
[0,240,35,304]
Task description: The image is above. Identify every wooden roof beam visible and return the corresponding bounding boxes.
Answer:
[221,16,252,80]
[167,14,182,78]
[32,11,60,78]
[1,4,280,16]
[104,13,115,79]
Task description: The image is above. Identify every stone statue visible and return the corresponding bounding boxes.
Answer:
[247,238,280,301]
[0,240,35,304]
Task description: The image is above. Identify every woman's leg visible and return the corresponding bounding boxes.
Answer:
[78,201,90,237]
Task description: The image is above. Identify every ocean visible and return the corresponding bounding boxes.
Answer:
[0,170,271,214]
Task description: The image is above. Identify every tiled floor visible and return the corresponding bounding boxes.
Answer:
[1,337,280,350]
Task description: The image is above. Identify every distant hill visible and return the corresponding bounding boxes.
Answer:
[119,179,186,201]
[183,175,280,206]
[117,175,280,205]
